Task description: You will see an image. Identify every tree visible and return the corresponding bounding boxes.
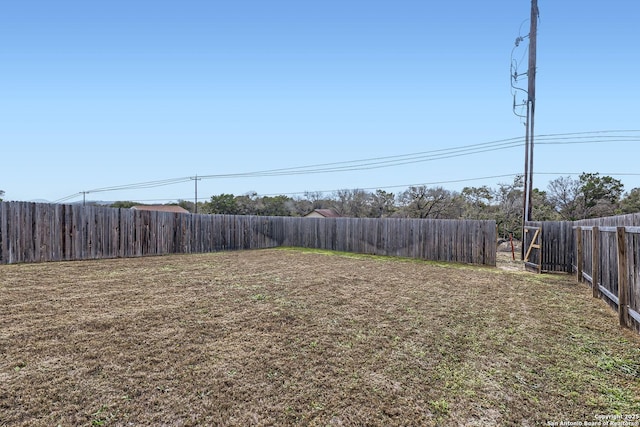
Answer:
[304,191,325,210]
[493,176,523,238]
[547,176,581,220]
[547,173,624,220]
[177,200,196,213]
[204,193,239,214]
[254,195,294,216]
[110,201,138,209]
[331,189,371,217]
[460,185,493,219]
[369,190,396,218]
[297,192,336,216]
[530,188,559,221]
[578,172,623,218]
[620,188,640,214]
[399,186,459,219]
[291,197,314,217]
[0,189,4,202]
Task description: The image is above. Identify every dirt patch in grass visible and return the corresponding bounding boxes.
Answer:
[1,248,639,426]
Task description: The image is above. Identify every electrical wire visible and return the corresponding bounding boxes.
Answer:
[52,130,640,204]
[510,20,530,121]
[80,170,640,204]
[83,177,192,193]
[197,139,525,179]
[258,174,523,197]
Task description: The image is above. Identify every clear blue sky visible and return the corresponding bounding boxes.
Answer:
[1,1,639,204]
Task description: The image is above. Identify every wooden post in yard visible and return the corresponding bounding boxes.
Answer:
[576,227,583,283]
[616,226,629,328]
[536,227,542,273]
[592,226,600,298]
[526,0,538,224]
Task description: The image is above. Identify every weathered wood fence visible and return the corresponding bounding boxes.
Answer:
[0,202,497,266]
[525,214,640,333]
[523,221,575,273]
[573,214,640,333]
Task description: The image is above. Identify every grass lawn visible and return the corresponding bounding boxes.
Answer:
[1,248,639,426]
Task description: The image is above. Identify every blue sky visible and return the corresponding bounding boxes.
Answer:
[1,1,639,204]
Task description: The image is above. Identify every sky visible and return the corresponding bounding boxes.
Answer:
[1,1,639,204]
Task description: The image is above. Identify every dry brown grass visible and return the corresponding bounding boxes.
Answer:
[1,248,639,426]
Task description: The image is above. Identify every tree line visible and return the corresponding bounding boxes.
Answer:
[107,173,640,239]
[2,173,633,240]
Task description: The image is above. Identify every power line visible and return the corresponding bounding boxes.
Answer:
[53,177,191,203]
[52,130,640,203]
[535,172,640,177]
[73,173,523,202]
[74,170,640,205]
[197,136,525,179]
[258,171,640,197]
[84,176,192,193]
[54,193,83,203]
[52,136,526,202]
[258,174,523,196]
[187,131,640,179]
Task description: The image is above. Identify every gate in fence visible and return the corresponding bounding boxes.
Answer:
[523,221,574,274]
[523,225,542,273]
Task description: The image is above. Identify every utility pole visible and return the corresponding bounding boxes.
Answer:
[526,0,538,223]
[191,175,201,214]
[524,0,538,223]
[515,0,538,260]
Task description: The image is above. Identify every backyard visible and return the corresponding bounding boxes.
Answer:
[1,248,639,426]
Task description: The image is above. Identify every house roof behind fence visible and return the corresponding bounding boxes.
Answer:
[306,209,341,218]
[131,205,190,214]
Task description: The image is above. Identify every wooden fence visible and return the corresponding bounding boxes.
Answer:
[0,202,497,266]
[525,214,640,333]
[574,222,640,333]
[523,221,575,273]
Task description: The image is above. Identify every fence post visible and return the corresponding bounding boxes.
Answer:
[616,226,629,328]
[592,226,600,298]
[576,227,583,283]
